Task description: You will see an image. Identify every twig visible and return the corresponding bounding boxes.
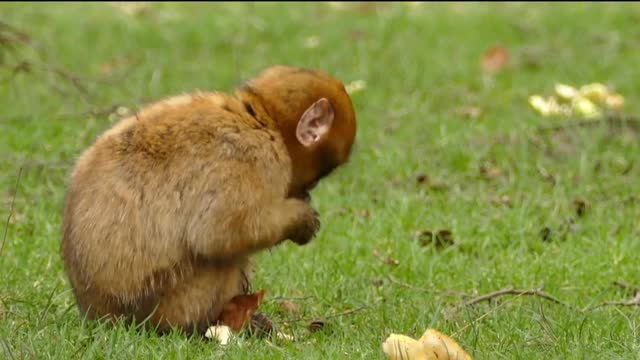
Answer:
[457,287,573,309]
[535,114,640,135]
[0,166,23,259]
[265,296,313,303]
[387,276,471,298]
[451,289,525,338]
[278,304,371,324]
[593,292,640,309]
[613,280,639,294]
[595,300,640,308]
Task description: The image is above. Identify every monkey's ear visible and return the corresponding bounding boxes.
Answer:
[296,98,334,147]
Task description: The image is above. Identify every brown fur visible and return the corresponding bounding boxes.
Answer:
[61,66,357,335]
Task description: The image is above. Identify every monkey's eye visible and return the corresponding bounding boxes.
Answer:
[243,102,256,117]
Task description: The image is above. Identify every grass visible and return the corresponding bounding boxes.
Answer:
[1,2,640,359]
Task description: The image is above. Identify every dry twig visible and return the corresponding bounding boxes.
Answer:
[612,280,639,294]
[594,291,640,309]
[535,114,640,135]
[457,287,574,310]
[278,304,371,324]
[0,166,23,259]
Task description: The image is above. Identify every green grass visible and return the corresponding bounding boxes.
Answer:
[2,2,640,359]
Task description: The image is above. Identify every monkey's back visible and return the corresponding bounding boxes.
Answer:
[61,92,292,322]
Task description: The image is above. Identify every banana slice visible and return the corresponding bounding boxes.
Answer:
[383,328,472,360]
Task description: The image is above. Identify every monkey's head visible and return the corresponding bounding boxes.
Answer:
[236,65,357,199]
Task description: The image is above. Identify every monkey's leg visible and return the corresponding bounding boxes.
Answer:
[143,261,249,335]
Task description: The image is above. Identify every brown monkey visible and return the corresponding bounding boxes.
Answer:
[61,65,357,336]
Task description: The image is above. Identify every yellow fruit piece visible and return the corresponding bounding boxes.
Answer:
[605,94,625,110]
[572,97,602,118]
[554,83,578,102]
[420,329,472,360]
[383,334,429,360]
[579,83,610,103]
[383,328,472,360]
[529,95,553,116]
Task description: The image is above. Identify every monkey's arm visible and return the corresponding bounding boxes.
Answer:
[183,161,319,261]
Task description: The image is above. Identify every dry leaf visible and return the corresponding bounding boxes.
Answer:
[249,312,274,337]
[416,230,455,249]
[99,57,129,75]
[357,209,371,219]
[490,195,513,208]
[481,46,510,74]
[480,163,503,180]
[279,301,299,314]
[108,2,150,16]
[308,320,325,333]
[455,106,483,119]
[385,256,400,267]
[217,290,266,332]
[573,198,589,218]
[415,174,449,191]
[540,227,552,242]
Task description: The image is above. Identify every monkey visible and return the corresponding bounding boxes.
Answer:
[60,65,357,336]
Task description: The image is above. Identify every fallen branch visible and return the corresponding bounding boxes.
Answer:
[594,292,640,309]
[595,299,640,308]
[0,166,23,259]
[457,287,573,310]
[265,295,313,303]
[613,280,639,294]
[535,113,640,135]
[278,304,371,324]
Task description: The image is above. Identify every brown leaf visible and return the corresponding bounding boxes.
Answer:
[455,106,483,119]
[490,195,513,208]
[385,255,399,267]
[250,312,274,337]
[415,174,449,191]
[308,320,325,333]
[481,46,510,74]
[416,230,434,247]
[428,178,449,191]
[357,209,370,219]
[416,229,455,249]
[573,198,589,218]
[279,300,299,314]
[349,29,367,41]
[217,290,266,332]
[99,57,129,76]
[540,227,552,242]
[480,163,503,179]
[384,121,400,134]
[437,229,454,245]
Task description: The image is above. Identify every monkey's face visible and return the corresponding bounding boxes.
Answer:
[239,66,357,200]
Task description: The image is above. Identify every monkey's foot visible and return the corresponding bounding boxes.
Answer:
[250,313,294,341]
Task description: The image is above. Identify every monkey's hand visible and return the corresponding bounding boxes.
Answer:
[287,200,320,246]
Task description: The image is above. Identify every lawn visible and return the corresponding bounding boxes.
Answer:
[1,2,640,359]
